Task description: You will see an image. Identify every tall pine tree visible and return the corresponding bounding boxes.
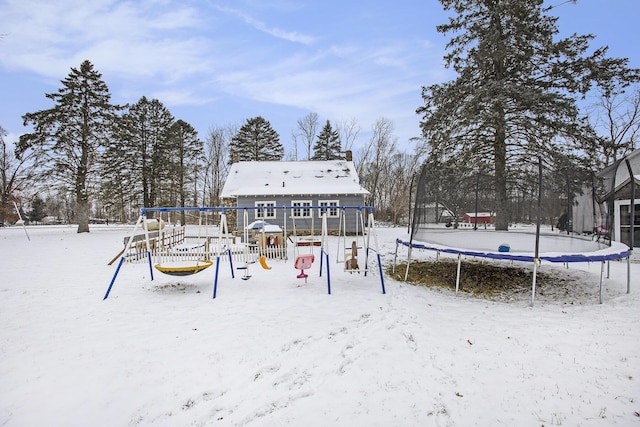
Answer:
[119,96,175,210]
[229,116,283,161]
[99,117,133,222]
[312,120,343,160]
[167,119,203,224]
[18,60,118,233]
[417,0,636,230]
[28,195,47,223]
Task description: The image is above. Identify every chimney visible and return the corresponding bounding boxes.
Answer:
[345,150,352,161]
[232,151,240,163]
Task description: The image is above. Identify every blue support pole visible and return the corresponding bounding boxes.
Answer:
[104,256,125,300]
[325,251,331,295]
[147,251,154,281]
[377,253,386,294]
[364,247,370,277]
[213,256,220,299]
[228,248,235,278]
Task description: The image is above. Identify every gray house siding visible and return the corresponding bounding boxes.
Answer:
[221,160,370,235]
[233,194,367,234]
[572,150,639,246]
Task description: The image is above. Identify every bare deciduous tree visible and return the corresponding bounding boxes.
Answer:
[358,118,397,210]
[1,127,36,224]
[337,117,361,153]
[203,125,233,206]
[295,112,319,160]
[586,86,640,168]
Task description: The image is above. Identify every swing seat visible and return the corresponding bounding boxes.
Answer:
[294,254,314,279]
[296,240,322,247]
[295,254,314,269]
[259,255,272,270]
[154,259,213,276]
[344,241,360,272]
[345,258,360,272]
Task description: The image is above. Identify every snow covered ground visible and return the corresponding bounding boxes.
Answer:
[1,224,638,426]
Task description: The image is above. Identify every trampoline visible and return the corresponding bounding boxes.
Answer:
[404,229,630,263]
[402,158,634,305]
[395,228,631,305]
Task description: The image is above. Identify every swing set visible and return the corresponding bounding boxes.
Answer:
[103,205,385,300]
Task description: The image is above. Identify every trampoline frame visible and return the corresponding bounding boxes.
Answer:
[394,236,631,305]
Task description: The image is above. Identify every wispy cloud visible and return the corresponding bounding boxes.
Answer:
[0,0,212,81]
[149,89,213,108]
[0,0,448,145]
[213,41,433,142]
[213,5,316,45]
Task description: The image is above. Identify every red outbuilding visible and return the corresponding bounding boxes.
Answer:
[462,212,496,224]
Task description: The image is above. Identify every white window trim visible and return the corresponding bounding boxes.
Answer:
[255,201,276,220]
[614,199,640,244]
[318,200,340,217]
[291,200,313,218]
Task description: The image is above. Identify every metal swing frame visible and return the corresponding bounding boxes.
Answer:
[104,205,386,300]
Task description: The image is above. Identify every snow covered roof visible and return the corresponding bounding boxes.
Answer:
[597,150,640,196]
[221,160,370,198]
[245,221,282,232]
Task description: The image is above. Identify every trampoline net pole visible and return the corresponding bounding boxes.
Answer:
[531,259,539,307]
[455,253,462,295]
[404,245,412,282]
[627,256,631,294]
[599,261,605,304]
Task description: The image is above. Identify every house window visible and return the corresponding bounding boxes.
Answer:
[255,201,276,220]
[318,200,339,217]
[614,200,640,248]
[291,200,312,218]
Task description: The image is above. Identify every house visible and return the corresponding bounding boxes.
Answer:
[414,202,455,224]
[220,159,370,233]
[462,212,496,225]
[572,150,639,252]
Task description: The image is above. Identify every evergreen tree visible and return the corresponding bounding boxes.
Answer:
[312,120,343,160]
[118,97,175,211]
[99,117,133,222]
[167,119,203,224]
[229,116,283,161]
[17,60,119,233]
[28,195,47,223]
[417,0,637,230]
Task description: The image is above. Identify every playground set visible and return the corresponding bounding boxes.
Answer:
[103,205,386,299]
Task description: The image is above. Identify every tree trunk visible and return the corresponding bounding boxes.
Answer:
[76,142,90,233]
[493,110,509,231]
[76,198,90,233]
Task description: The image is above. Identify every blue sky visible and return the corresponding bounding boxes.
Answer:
[1,0,639,157]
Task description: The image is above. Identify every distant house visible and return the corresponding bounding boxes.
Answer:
[414,202,455,224]
[220,159,370,233]
[462,212,495,225]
